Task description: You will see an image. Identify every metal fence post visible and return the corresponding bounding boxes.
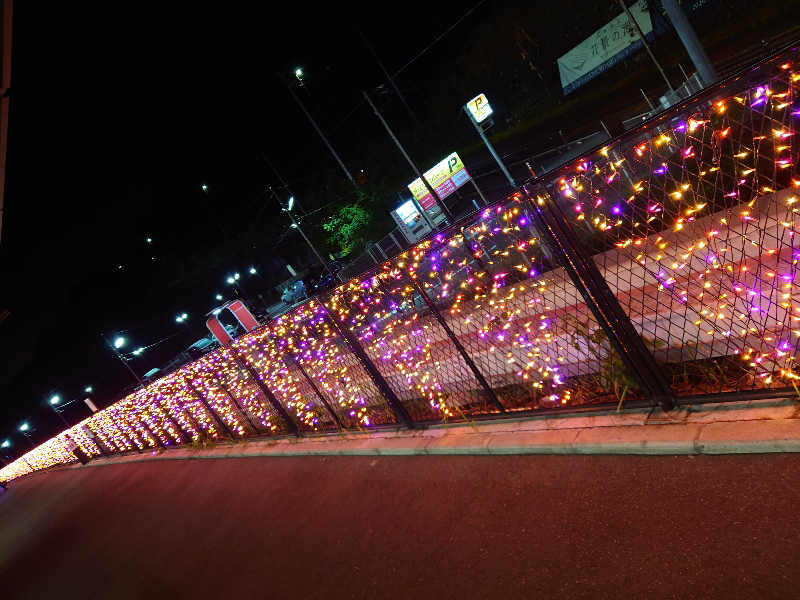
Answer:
[185,377,237,439]
[286,352,345,431]
[258,325,345,431]
[230,347,301,437]
[408,275,506,413]
[83,424,111,458]
[209,372,261,435]
[110,416,142,453]
[319,299,415,428]
[158,403,193,444]
[139,417,166,449]
[176,406,203,441]
[526,187,674,409]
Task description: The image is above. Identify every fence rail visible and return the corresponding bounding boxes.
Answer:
[3,42,800,483]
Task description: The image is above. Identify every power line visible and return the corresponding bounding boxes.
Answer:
[391,0,488,79]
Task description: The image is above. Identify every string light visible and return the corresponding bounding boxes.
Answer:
[3,55,799,484]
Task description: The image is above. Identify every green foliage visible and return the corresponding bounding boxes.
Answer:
[563,314,665,411]
[323,202,372,257]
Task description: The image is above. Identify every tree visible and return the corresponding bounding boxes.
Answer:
[323,202,372,256]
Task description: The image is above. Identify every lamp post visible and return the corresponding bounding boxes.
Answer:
[278,69,357,188]
[101,333,144,387]
[271,189,334,278]
[1,439,11,469]
[47,387,97,426]
[18,422,34,448]
[226,272,248,299]
[48,394,69,427]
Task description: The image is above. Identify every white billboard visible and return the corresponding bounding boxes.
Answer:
[557,0,653,94]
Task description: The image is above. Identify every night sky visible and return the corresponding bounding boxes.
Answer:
[0,1,504,453]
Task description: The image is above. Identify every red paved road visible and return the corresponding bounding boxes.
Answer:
[1,454,799,599]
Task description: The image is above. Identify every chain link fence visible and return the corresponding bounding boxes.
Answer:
[3,43,800,483]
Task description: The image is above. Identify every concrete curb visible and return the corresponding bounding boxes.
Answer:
[71,399,800,471]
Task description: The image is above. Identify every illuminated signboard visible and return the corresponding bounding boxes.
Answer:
[466,93,493,123]
[407,152,471,210]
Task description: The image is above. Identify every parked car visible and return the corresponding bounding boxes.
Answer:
[281,279,307,305]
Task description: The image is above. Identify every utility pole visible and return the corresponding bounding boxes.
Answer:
[356,28,420,127]
[49,404,68,427]
[269,187,334,278]
[463,104,516,188]
[279,72,357,187]
[618,0,674,92]
[362,90,453,221]
[660,0,718,86]
[100,333,144,387]
[261,152,305,215]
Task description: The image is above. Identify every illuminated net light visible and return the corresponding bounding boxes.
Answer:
[541,59,800,396]
[326,266,459,420]
[211,346,282,434]
[185,354,249,438]
[3,50,800,483]
[270,300,391,428]
[233,326,336,432]
[61,421,102,458]
[160,371,220,442]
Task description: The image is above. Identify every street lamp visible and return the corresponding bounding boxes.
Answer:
[294,67,304,83]
[225,273,246,302]
[47,394,69,427]
[146,237,153,244]
[249,266,257,275]
[277,191,333,277]
[17,422,34,448]
[175,312,189,324]
[101,333,144,387]
[215,294,223,301]
[201,183,208,193]
[84,386,93,393]
[0,439,9,448]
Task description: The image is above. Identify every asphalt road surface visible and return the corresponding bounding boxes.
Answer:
[1,454,799,599]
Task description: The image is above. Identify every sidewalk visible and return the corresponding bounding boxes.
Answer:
[76,397,800,471]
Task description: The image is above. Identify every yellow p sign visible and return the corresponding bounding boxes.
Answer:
[466,93,493,123]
